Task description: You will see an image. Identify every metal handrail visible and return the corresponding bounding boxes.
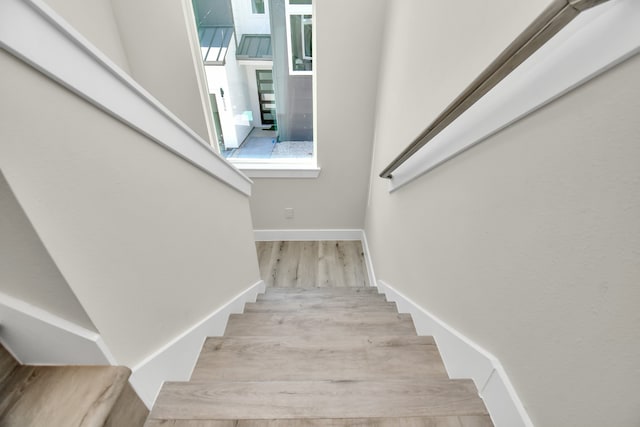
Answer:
[379,0,610,179]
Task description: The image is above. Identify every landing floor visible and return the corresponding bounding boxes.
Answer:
[255,241,369,288]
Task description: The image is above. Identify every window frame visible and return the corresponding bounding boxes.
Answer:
[285,2,313,76]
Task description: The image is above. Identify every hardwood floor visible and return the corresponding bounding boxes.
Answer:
[0,343,148,427]
[256,241,369,288]
[148,287,492,426]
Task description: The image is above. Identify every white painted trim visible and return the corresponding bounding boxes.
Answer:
[254,229,363,241]
[129,280,266,409]
[238,164,321,178]
[389,0,640,191]
[377,280,534,427]
[0,291,116,366]
[0,0,253,197]
[360,231,378,289]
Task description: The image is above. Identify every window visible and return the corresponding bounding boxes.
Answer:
[251,0,265,14]
[193,0,317,178]
[285,0,312,74]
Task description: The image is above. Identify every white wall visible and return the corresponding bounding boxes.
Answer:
[42,0,131,73]
[249,0,388,229]
[109,0,216,144]
[364,1,640,425]
[0,172,96,331]
[0,49,261,367]
[205,36,255,149]
[231,0,271,39]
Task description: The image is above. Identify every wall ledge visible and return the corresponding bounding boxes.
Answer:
[389,0,640,191]
[0,0,252,196]
[0,291,116,366]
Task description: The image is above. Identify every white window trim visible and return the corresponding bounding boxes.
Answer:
[234,160,321,178]
[285,2,313,76]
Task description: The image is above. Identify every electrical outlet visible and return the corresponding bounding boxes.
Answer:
[284,208,294,219]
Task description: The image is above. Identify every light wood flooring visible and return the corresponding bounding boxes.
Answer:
[147,287,493,426]
[0,343,148,426]
[256,241,369,288]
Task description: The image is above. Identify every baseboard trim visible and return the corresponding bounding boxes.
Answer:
[129,280,266,409]
[254,229,363,241]
[377,280,533,427]
[359,231,378,289]
[0,291,115,365]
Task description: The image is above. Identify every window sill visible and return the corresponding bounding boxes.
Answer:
[233,162,321,178]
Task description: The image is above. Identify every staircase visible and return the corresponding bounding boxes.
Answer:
[146,287,493,426]
[0,343,148,426]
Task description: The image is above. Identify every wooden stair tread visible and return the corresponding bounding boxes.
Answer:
[145,415,494,426]
[191,335,447,381]
[245,299,397,313]
[225,312,416,336]
[261,287,381,297]
[0,365,133,427]
[150,379,488,420]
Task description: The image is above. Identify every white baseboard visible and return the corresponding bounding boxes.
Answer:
[377,280,533,427]
[129,280,266,409]
[0,291,116,365]
[359,231,378,289]
[254,229,364,241]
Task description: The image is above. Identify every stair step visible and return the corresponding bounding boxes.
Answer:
[260,287,381,299]
[224,312,416,336]
[0,364,148,427]
[191,336,447,381]
[145,415,494,426]
[149,379,488,420]
[245,298,397,313]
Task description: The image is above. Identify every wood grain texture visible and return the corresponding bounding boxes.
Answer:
[256,241,369,288]
[150,379,487,420]
[244,298,396,313]
[145,416,492,426]
[0,365,131,427]
[458,415,495,427]
[105,382,150,427]
[0,343,19,389]
[258,287,381,300]
[225,312,416,336]
[191,335,446,381]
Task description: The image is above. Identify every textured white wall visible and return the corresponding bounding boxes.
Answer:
[249,0,388,229]
[364,1,640,425]
[0,50,260,366]
[0,172,96,331]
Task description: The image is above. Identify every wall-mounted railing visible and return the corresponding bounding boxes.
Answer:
[379,0,611,179]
